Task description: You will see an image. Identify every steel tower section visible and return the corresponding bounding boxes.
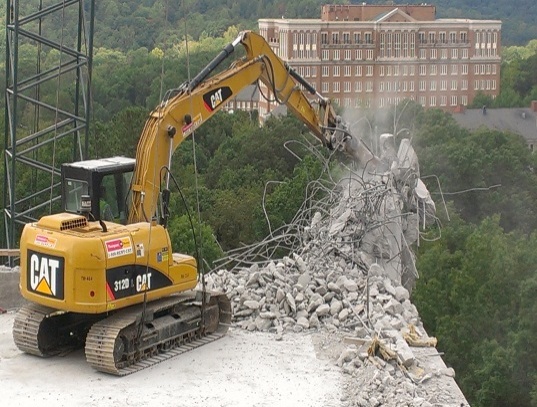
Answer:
[2,0,95,257]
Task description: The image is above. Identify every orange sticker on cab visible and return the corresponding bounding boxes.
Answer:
[105,237,133,258]
[34,235,57,249]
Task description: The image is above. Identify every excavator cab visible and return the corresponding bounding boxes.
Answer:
[61,156,135,223]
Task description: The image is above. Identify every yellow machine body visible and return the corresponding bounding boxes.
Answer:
[20,213,197,314]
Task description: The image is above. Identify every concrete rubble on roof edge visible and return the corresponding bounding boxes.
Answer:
[208,136,469,406]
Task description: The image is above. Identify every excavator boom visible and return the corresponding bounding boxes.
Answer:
[128,30,342,224]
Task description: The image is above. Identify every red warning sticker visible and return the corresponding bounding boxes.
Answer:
[105,237,133,259]
[34,235,57,249]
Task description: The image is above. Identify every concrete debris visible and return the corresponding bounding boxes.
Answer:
[209,136,467,406]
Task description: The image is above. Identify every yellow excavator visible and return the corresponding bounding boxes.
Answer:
[12,31,359,375]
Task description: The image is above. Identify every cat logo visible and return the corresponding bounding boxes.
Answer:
[27,250,65,299]
[136,272,152,292]
[202,86,233,112]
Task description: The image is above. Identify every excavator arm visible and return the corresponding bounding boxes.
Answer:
[128,30,342,224]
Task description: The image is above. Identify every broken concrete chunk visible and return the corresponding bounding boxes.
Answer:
[395,286,410,302]
[243,300,260,310]
[286,292,297,313]
[395,337,415,367]
[246,272,260,287]
[327,282,341,293]
[297,272,311,287]
[276,288,285,302]
[344,279,358,292]
[296,316,310,329]
[330,300,343,316]
[316,303,330,317]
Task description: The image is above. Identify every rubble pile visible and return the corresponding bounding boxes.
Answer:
[209,136,468,406]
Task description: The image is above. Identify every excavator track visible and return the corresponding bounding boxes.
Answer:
[85,291,231,376]
[13,303,101,357]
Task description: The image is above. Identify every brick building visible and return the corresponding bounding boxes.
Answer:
[257,4,501,118]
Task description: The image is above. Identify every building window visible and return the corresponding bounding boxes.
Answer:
[322,50,329,61]
[355,66,362,76]
[451,95,458,106]
[394,32,401,58]
[430,80,437,91]
[419,65,426,76]
[419,32,426,44]
[355,81,362,92]
[366,81,373,92]
[460,32,468,43]
[403,65,408,76]
[481,64,486,74]
[474,80,479,90]
[428,32,436,43]
[333,82,340,92]
[322,82,329,93]
[420,49,426,60]
[410,81,415,91]
[380,66,385,76]
[322,66,329,77]
[355,49,363,60]
[343,32,351,44]
[379,82,385,92]
[365,32,372,44]
[486,64,491,74]
[441,49,448,59]
[451,80,458,90]
[344,97,351,107]
[344,66,351,77]
[440,32,447,43]
[312,67,317,77]
[419,96,426,106]
[492,64,497,74]
[474,65,480,75]
[461,79,468,90]
[419,80,426,91]
[450,32,457,43]
[462,64,468,75]
[441,80,447,91]
[366,65,373,76]
[440,95,447,106]
[394,65,399,76]
[451,65,458,75]
[332,32,339,45]
[492,80,496,90]
[321,32,328,45]
[344,50,351,61]
[462,49,468,59]
[354,32,361,44]
[387,66,392,76]
[451,49,458,59]
[333,50,340,60]
[380,33,385,58]
[366,49,374,60]
[430,49,437,59]
[430,65,437,75]
[333,66,340,77]
[409,66,415,76]
[461,95,468,105]
[430,96,436,106]
[440,65,447,75]
[344,81,351,93]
